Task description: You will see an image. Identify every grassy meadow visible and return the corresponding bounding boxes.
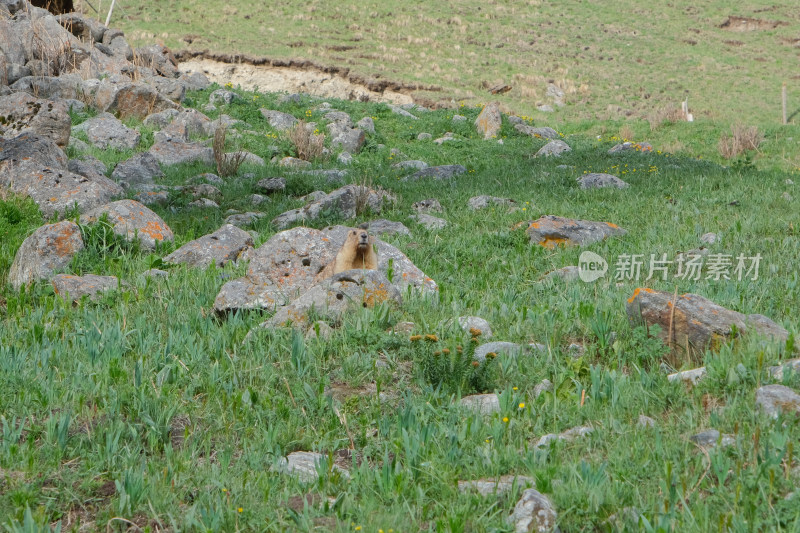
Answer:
[88,0,800,171]
[1,85,800,531]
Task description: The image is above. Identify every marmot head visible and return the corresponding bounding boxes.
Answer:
[351,229,371,251]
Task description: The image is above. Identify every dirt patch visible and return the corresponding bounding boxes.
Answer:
[176,50,443,106]
[719,16,787,31]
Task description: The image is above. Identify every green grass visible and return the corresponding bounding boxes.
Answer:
[1,84,800,531]
[100,0,800,172]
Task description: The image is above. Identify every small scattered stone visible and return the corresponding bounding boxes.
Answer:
[545,266,580,282]
[433,132,457,145]
[406,165,466,181]
[417,132,432,141]
[578,173,629,189]
[533,379,554,398]
[527,215,626,248]
[356,116,375,134]
[475,101,502,140]
[79,199,174,251]
[515,124,559,139]
[460,394,500,415]
[142,268,169,279]
[393,160,428,170]
[452,114,467,122]
[260,109,298,131]
[690,429,735,449]
[535,140,571,157]
[668,367,707,385]
[224,212,265,228]
[273,451,349,483]
[700,232,719,244]
[278,156,312,168]
[508,489,558,533]
[457,316,492,338]
[188,198,220,208]
[364,219,411,237]
[755,385,800,418]
[209,89,239,105]
[164,224,254,268]
[7,221,84,289]
[410,213,447,230]
[257,177,286,194]
[608,141,653,154]
[468,195,516,210]
[458,475,535,497]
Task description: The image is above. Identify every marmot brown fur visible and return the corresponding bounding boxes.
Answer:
[317,228,378,281]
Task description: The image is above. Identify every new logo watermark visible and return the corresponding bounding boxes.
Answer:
[576,252,762,283]
[578,251,608,282]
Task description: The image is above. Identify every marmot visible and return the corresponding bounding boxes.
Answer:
[317,228,379,281]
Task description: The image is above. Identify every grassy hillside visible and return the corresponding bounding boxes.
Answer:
[1,85,799,530]
[94,0,800,171]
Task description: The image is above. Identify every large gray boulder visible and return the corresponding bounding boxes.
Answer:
[526,215,626,248]
[0,92,71,147]
[213,225,437,315]
[1,134,122,219]
[52,273,130,303]
[626,288,789,357]
[260,269,402,329]
[148,139,214,166]
[94,80,179,120]
[111,152,164,190]
[260,109,298,131]
[79,199,174,251]
[755,385,800,418]
[163,224,253,268]
[8,220,84,289]
[72,113,141,150]
[578,173,629,189]
[475,101,502,140]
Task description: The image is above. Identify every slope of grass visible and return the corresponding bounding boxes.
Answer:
[1,85,799,531]
[97,0,800,172]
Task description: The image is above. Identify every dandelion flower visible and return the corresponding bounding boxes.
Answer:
[503,417,509,423]
[238,507,243,513]
[519,402,526,409]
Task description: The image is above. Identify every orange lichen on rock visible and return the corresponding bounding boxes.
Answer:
[140,221,167,241]
[539,237,569,249]
[627,287,656,304]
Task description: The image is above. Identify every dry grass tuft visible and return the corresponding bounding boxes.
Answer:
[288,120,325,161]
[213,126,247,177]
[618,124,635,142]
[718,125,763,159]
[648,105,687,131]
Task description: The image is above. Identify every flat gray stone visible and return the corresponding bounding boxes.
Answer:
[667,367,707,385]
[756,385,800,418]
[527,215,626,248]
[52,274,130,302]
[257,177,286,194]
[365,219,411,237]
[690,429,735,449]
[72,113,140,150]
[149,139,214,166]
[468,195,517,210]
[260,109,298,131]
[410,213,447,230]
[460,394,500,415]
[515,124,559,139]
[163,224,254,268]
[458,475,536,497]
[406,165,467,181]
[578,173,629,189]
[272,451,349,483]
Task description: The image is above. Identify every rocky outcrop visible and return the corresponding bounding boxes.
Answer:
[626,288,789,356]
[1,133,122,218]
[213,225,437,316]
